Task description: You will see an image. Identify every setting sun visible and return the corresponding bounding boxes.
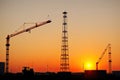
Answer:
[84,62,93,70]
[87,63,91,68]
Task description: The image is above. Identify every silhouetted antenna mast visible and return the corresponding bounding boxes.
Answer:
[60,11,69,72]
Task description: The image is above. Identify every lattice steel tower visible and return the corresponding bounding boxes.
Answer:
[60,11,69,72]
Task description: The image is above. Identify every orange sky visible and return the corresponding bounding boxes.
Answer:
[0,0,120,73]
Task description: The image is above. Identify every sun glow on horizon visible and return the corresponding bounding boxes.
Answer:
[84,62,93,70]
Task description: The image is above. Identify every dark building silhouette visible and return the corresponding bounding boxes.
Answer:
[22,67,34,80]
[112,71,120,79]
[84,70,107,80]
[0,62,5,75]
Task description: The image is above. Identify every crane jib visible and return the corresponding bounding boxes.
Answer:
[47,20,51,23]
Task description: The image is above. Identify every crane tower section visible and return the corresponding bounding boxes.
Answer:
[108,45,112,74]
[60,11,69,72]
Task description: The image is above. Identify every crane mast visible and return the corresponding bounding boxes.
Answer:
[108,45,112,74]
[5,20,51,73]
[96,44,112,74]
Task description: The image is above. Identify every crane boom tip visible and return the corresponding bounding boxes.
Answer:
[47,20,52,23]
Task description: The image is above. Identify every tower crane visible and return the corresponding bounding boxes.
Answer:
[96,44,112,74]
[5,20,51,73]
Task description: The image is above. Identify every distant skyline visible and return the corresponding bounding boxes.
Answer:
[0,0,120,73]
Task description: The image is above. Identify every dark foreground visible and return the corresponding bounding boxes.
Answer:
[0,71,120,80]
[0,69,120,80]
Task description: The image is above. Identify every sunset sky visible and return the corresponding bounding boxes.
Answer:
[0,0,120,73]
